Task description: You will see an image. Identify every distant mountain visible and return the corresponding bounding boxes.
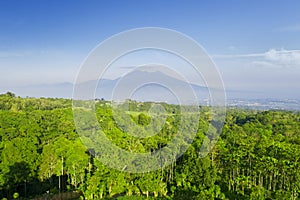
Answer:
[74,69,210,104]
[2,70,300,109]
[3,69,209,104]
[5,69,298,109]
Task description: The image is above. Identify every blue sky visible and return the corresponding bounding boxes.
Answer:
[1,0,300,99]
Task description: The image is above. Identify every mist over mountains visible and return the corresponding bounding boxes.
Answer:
[3,70,210,103]
[2,69,299,110]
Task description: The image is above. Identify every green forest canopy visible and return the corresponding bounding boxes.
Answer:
[0,92,300,199]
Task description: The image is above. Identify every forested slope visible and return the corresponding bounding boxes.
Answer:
[0,92,300,199]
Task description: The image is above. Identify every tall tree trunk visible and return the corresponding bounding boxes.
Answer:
[268,173,272,191]
[61,156,64,192]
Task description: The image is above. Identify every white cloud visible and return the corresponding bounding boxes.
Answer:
[250,61,277,68]
[213,53,263,59]
[264,49,300,66]
[213,49,300,68]
[210,49,300,99]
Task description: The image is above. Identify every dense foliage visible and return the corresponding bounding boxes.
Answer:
[0,92,300,199]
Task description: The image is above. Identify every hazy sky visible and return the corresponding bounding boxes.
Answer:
[1,0,300,99]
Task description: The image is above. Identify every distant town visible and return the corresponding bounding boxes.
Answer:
[226,98,300,111]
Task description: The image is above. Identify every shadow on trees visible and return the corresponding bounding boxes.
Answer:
[1,161,30,199]
[0,161,58,199]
